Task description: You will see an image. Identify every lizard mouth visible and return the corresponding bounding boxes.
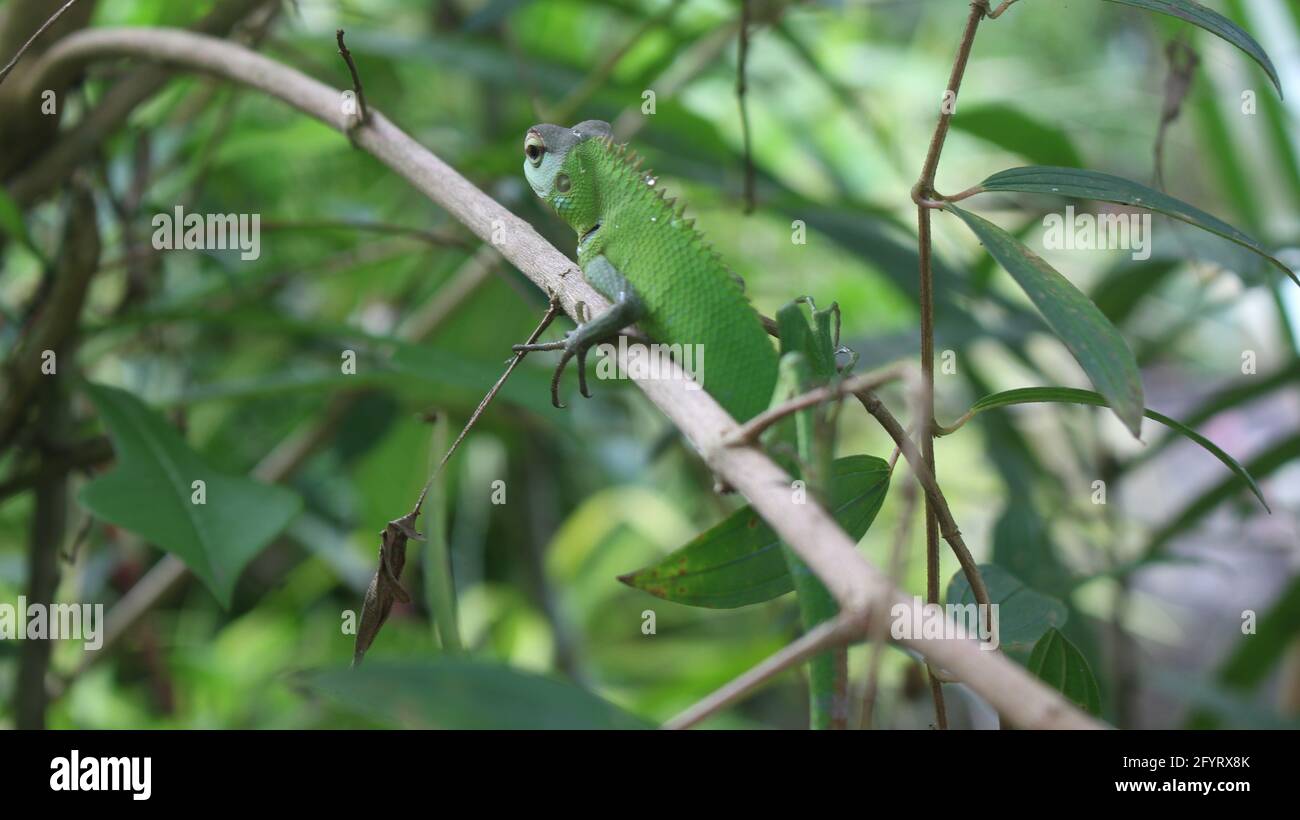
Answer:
[579,222,601,247]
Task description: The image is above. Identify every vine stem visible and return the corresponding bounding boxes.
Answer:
[912,0,1001,729]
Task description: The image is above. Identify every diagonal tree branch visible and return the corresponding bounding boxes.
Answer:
[24,26,1103,729]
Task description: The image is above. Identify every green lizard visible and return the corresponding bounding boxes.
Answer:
[516,120,852,727]
[514,120,776,419]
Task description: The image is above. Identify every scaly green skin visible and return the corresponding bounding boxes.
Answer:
[521,122,841,727]
[520,120,777,421]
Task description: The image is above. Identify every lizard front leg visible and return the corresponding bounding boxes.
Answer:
[513,255,646,408]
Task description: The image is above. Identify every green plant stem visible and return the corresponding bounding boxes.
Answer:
[424,414,462,653]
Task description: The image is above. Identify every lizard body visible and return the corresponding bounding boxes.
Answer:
[518,120,778,421]
[519,122,848,727]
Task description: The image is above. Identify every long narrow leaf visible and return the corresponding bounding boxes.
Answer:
[944,205,1146,437]
[959,386,1268,511]
[1100,0,1281,96]
[975,167,1297,285]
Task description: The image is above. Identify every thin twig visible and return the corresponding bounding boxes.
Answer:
[910,0,1001,730]
[0,0,82,88]
[981,0,1020,19]
[722,365,905,446]
[414,297,563,512]
[858,375,926,728]
[335,28,368,125]
[855,390,990,616]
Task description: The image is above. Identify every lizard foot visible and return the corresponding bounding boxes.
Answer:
[512,331,596,408]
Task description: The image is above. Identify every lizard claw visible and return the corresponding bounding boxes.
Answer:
[548,347,579,408]
[577,345,593,399]
[513,326,597,409]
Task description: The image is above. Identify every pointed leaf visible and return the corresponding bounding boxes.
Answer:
[78,383,302,607]
[960,386,1268,511]
[619,456,890,608]
[946,564,1068,651]
[944,204,1145,437]
[1101,0,1281,96]
[302,659,651,729]
[1027,628,1103,716]
[1218,575,1300,689]
[976,166,1298,284]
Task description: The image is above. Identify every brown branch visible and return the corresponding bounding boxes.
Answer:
[334,28,368,126]
[12,185,97,729]
[722,366,904,446]
[909,0,1002,730]
[856,389,990,613]
[24,26,1102,729]
[14,389,69,727]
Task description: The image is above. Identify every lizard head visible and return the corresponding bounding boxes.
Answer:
[523,120,612,238]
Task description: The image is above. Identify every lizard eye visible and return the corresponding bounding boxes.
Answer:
[524,133,545,167]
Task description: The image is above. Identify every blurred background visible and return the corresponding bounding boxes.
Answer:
[0,0,1297,729]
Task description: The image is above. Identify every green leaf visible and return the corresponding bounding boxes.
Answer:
[302,659,651,729]
[946,564,1068,651]
[1144,431,1299,559]
[959,386,1268,511]
[951,104,1083,167]
[618,456,890,608]
[1219,575,1300,690]
[975,167,1298,285]
[78,383,302,607]
[1027,628,1102,716]
[1100,0,1281,97]
[944,204,1145,437]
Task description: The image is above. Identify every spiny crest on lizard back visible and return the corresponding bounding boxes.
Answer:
[593,136,720,256]
[522,121,736,281]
